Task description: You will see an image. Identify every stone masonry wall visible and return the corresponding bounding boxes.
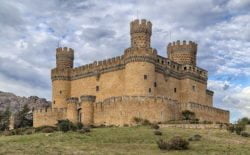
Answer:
[93,96,180,126]
[33,108,67,127]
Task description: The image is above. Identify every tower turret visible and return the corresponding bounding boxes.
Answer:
[80,95,95,126]
[66,97,78,124]
[130,19,152,48]
[167,40,197,66]
[56,47,74,69]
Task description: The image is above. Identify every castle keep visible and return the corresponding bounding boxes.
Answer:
[33,19,229,127]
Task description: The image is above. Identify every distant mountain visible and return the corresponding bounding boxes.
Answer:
[0,91,51,113]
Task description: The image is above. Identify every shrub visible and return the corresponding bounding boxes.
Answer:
[182,110,195,120]
[157,136,189,150]
[235,125,245,135]
[151,124,160,129]
[41,127,56,133]
[76,122,84,130]
[24,128,35,135]
[227,125,235,133]
[154,130,162,136]
[57,120,76,132]
[188,134,202,141]
[78,129,86,134]
[123,124,129,127]
[83,127,91,133]
[3,130,13,136]
[241,131,250,137]
[142,119,151,126]
[133,117,143,124]
[35,126,57,132]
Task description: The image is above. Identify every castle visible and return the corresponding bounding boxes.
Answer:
[33,19,229,127]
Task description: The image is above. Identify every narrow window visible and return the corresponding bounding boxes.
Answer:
[144,75,147,80]
[53,101,55,104]
[174,88,177,93]
[192,85,196,91]
[184,67,187,70]
[154,82,157,87]
[149,88,151,93]
[96,86,99,91]
[59,90,62,94]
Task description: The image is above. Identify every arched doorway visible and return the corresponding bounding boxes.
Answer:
[77,108,82,123]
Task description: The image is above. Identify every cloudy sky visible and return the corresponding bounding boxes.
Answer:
[0,0,250,122]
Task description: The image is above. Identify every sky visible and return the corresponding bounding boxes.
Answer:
[0,0,249,122]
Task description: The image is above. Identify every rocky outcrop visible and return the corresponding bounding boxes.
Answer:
[0,91,51,113]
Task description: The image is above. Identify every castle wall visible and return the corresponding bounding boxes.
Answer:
[181,103,229,123]
[33,108,67,127]
[70,69,125,102]
[93,96,180,126]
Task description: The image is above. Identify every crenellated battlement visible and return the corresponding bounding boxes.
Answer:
[56,47,74,69]
[181,102,229,115]
[34,107,67,114]
[167,40,197,66]
[167,40,197,52]
[156,55,207,82]
[95,95,178,106]
[130,19,152,35]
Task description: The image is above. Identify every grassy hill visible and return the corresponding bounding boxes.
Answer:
[0,126,249,155]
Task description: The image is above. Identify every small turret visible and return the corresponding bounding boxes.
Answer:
[56,47,74,69]
[167,40,197,66]
[66,97,79,124]
[130,19,152,48]
[80,95,96,126]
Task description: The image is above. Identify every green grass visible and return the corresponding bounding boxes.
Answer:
[0,126,250,155]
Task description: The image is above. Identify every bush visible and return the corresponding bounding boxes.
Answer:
[78,129,86,134]
[24,128,35,135]
[154,130,162,136]
[241,131,250,137]
[133,117,143,124]
[227,125,235,133]
[151,124,160,129]
[83,127,91,133]
[235,125,245,135]
[35,126,57,132]
[2,130,14,136]
[123,124,129,127]
[57,120,76,132]
[142,119,151,126]
[41,127,56,133]
[188,134,202,141]
[76,122,84,130]
[157,136,189,150]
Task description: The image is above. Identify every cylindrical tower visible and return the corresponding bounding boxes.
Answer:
[51,47,74,109]
[66,97,78,124]
[80,95,95,126]
[56,47,74,69]
[130,19,152,48]
[167,40,197,66]
[124,19,157,96]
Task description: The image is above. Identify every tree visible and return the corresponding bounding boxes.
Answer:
[15,104,33,128]
[0,107,11,131]
[181,110,195,121]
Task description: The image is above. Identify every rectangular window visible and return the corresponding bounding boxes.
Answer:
[144,75,147,80]
[96,86,99,91]
[154,82,157,87]
[149,88,151,93]
[174,88,177,93]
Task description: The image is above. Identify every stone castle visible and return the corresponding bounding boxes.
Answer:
[33,19,229,127]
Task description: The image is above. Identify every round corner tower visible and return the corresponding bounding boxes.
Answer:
[124,19,157,96]
[80,95,96,126]
[51,47,74,109]
[167,40,197,66]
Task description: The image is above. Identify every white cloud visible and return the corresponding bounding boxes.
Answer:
[0,0,249,122]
